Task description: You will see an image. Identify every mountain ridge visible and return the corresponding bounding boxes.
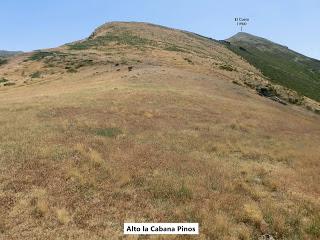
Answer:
[0,21,319,239]
[0,50,23,57]
[1,22,319,112]
[224,31,320,102]
[228,32,319,61]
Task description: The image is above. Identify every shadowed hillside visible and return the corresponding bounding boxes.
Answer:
[225,32,320,102]
[0,22,319,240]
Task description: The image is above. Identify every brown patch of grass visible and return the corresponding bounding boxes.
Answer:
[30,188,49,218]
[243,202,264,226]
[56,208,71,224]
[0,219,6,234]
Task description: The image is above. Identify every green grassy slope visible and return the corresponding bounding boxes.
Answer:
[225,33,320,102]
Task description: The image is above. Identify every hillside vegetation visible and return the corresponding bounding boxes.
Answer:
[226,32,320,102]
[0,22,319,240]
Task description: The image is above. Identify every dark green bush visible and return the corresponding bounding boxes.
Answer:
[3,82,15,86]
[219,64,236,71]
[93,127,122,138]
[30,71,41,78]
[28,51,57,61]
[0,58,8,66]
[67,68,77,73]
[184,57,193,64]
[0,78,9,83]
[164,45,187,52]
[69,32,155,50]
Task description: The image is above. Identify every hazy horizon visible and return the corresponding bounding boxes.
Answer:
[1,0,319,59]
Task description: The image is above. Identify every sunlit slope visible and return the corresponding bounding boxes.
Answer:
[0,22,319,240]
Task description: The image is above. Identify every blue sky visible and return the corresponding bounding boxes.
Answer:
[1,0,319,59]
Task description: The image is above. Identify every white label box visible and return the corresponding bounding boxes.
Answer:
[124,223,199,235]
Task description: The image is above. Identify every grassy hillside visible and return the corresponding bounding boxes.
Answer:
[225,32,320,102]
[0,22,320,240]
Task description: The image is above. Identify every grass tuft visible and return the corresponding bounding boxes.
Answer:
[56,208,71,225]
[93,127,122,138]
[306,216,320,237]
[30,71,41,78]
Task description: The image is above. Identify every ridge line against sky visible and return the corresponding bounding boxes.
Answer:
[0,0,319,59]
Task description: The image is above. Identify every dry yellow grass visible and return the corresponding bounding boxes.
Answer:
[0,22,319,239]
[56,208,72,225]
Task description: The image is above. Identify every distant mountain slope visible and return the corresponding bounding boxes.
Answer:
[0,50,23,66]
[0,50,23,57]
[225,32,320,101]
